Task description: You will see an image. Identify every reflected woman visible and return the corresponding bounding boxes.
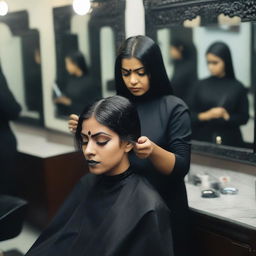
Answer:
[191,42,249,147]
[54,51,100,115]
[170,38,198,107]
[25,96,174,256]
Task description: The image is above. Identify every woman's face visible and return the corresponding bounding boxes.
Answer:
[121,57,150,96]
[170,45,183,60]
[206,53,225,78]
[81,117,132,176]
[65,57,78,75]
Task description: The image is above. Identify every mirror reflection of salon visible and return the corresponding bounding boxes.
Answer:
[53,51,99,116]
[191,41,249,148]
[0,23,43,123]
[169,38,198,107]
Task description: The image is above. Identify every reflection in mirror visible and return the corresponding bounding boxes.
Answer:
[157,22,254,149]
[0,22,43,125]
[53,6,102,119]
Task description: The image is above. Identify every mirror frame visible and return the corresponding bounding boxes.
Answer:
[0,10,44,126]
[143,0,256,165]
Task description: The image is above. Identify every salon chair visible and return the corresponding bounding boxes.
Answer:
[0,195,28,256]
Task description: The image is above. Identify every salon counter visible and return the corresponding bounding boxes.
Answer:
[11,123,87,228]
[186,163,256,256]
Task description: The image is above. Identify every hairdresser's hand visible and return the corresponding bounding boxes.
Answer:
[134,136,155,159]
[198,107,230,121]
[54,96,72,106]
[68,114,79,133]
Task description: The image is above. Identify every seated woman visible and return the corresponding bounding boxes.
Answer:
[25,95,174,256]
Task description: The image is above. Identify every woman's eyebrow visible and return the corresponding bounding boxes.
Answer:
[81,132,111,138]
[121,67,145,72]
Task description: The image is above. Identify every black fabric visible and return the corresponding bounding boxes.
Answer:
[171,59,197,108]
[129,95,192,256]
[0,71,21,195]
[58,75,101,116]
[191,76,249,147]
[25,167,174,256]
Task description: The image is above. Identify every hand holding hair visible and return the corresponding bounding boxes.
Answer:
[68,114,79,133]
[134,136,154,159]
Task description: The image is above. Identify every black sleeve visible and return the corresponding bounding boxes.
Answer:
[167,100,192,179]
[0,73,21,121]
[191,86,249,128]
[227,87,249,126]
[122,210,174,256]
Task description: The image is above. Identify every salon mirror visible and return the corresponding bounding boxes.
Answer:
[52,4,120,121]
[52,6,102,119]
[144,0,256,164]
[0,11,44,126]
[157,22,254,149]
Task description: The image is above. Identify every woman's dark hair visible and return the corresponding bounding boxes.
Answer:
[171,38,197,62]
[75,95,141,150]
[115,35,173,101]
[206,42,235,79]
[66,51,89,75]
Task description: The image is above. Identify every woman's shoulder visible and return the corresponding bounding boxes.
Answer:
[159,94,189,113]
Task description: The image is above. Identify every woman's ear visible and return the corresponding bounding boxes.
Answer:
[124,141,134,153]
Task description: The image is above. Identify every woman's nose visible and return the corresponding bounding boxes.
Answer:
[130,74,138,85]
[84,141,96,156]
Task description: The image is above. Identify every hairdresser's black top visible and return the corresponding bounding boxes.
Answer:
[64,75,100,115]
[191,76,249,147]
[129,94,191,254]
[171,59,197,107]
[25,167,174,256]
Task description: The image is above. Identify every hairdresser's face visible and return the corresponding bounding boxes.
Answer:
[170,46,183,60]
[121,58,150,96]
[65,57,77,75]
[81,117,132,176]
[206,53,225,78]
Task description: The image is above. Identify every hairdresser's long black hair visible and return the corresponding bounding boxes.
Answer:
[206,42,235,79]
[115,35,173,101]
[75,95,141,150]
[171,38,197,62]
[66,51,89,75]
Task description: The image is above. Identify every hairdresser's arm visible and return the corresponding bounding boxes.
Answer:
[134,103,191,177]
[134,137,176,175]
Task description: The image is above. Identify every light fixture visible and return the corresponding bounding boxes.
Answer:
[0,1,8,16]
[72,0,91,16]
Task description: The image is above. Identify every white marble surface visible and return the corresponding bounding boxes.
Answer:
[186,163,256,230]
[12,123,75,158]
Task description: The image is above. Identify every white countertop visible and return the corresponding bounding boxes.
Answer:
[186,164,256,230]
[12,123,75,158]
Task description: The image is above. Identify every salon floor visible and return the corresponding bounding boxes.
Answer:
[0,224,40,256]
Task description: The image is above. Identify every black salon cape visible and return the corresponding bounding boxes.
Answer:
[191,76,249,147]
[25,168,174,256]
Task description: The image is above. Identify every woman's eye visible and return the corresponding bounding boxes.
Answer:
[138,72,146,76]
[122,72,130,77]
[82,141,88,145]
[96,141,109,146]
